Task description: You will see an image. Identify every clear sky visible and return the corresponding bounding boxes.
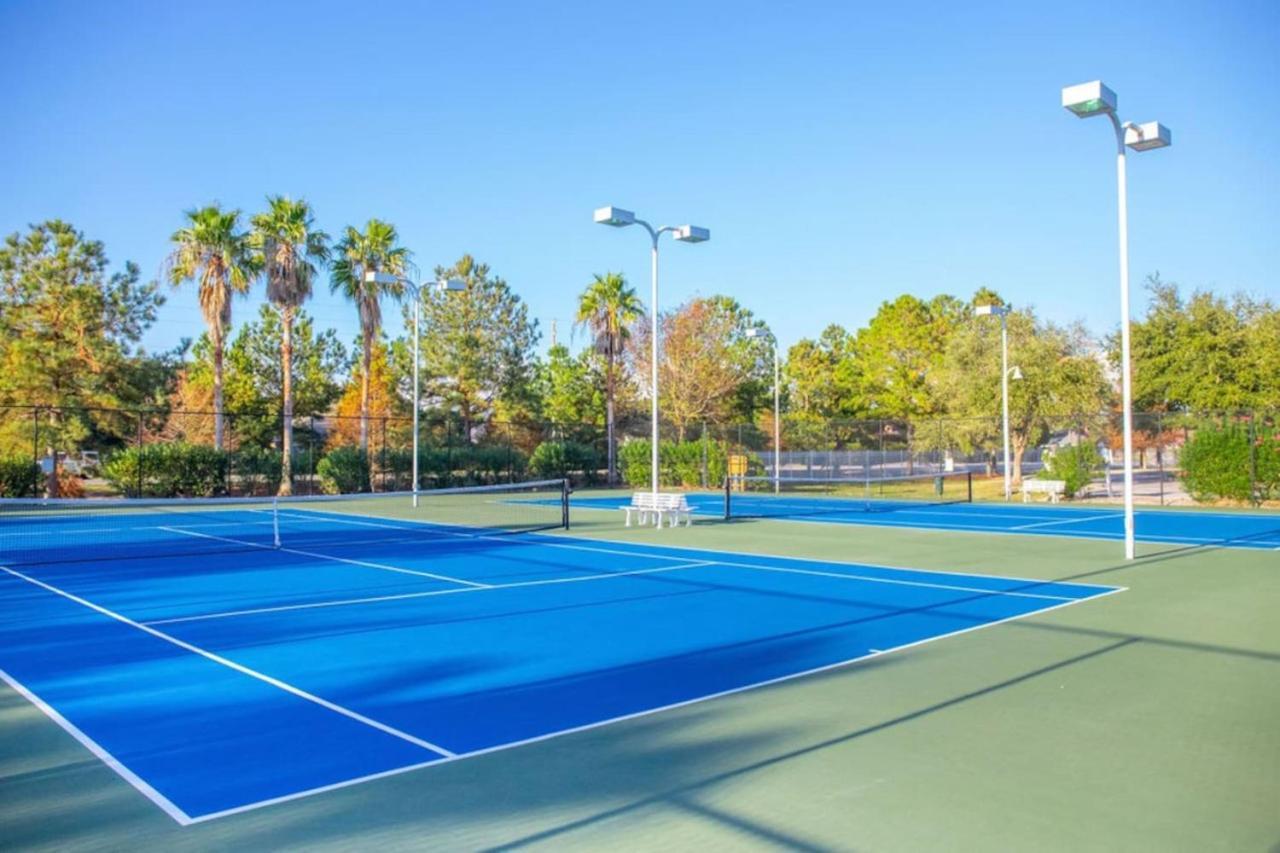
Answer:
[2,0,1276,359]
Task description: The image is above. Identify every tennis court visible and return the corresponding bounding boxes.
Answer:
[565,476,1280,550]
[0,481,1120,824]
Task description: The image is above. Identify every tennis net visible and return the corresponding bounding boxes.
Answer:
[724,472,973,520]
[0,479,570,567]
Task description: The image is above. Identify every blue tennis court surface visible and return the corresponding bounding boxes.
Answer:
[0,503,1120,824]
[567,492,1280,549]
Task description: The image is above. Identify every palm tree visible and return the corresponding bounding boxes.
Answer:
[575,272,642,484]
[251,196,330,495]
[329,219,409,455]
[166,204,256,450]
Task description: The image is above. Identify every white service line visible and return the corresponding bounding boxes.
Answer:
[144,561,719,626]
[1011,513,1120,531]
[460,536,1086,601]
[0,565,456,759]
[158,526,489,589]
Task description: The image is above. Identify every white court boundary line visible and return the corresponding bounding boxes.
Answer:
[184,583,1128,824]
[158,526,490,589]
[0,664,195,825]
[1011,513,1121,531]
[0,565,456,763]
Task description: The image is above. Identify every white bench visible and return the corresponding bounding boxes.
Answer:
[623,492,693,528]
[1022,479,1066,503]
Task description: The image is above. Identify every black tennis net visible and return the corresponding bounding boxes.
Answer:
[0,479,570,567]
[724,472,973,520]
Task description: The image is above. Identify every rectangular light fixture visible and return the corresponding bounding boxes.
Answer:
[673,225,710,243]
[1062,81,1117,118]
[593,206,635,227]
[1125,121,1172,151]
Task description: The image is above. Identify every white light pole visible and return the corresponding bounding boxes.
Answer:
[975,304,1015,500]
[746,327,781,493]
[594,206,710,496]
[366,271,465,507]
[1062,81,1171,560]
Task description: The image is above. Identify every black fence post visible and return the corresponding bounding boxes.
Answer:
[31,407,40,498]
[445,418,453,490]
[136,411,144,497]
[1157,413,1165,506]
[1248,412,1259,506]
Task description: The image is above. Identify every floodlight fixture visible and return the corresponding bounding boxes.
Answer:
[364,268,465,507]
[1062,79,1172,561]
[976,303,1015,500]
[1062,81,1117,118]
[592,205,712,494]
[673,224,710,243]
[593,206,636,227]
[1125,121,1172,151]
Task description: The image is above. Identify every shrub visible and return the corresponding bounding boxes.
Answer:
[1039,442,1104,499]
[103,443,229,497]
[618,438,727,488]
[0,456,40,497]
[529,441,599,484]
[379,445,531,490]
[1180,422,1280,503]
[231,446,283,495]
[316,445,370,495]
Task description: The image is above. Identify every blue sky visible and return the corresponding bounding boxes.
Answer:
[1,0,1276,359]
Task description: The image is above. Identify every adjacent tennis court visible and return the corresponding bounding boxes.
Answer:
[0,482,1120,824]
[564,477,1280,550]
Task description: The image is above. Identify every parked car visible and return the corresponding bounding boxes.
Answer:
[61,450,101,478]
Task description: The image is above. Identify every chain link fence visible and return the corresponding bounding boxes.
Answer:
[2,404,1276,506]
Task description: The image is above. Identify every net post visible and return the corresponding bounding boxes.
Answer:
[272,496,281,548]
[966,471,973,503]
[561,478,571,530]
[723,475,731,520]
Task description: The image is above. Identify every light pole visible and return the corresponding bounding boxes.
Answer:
[1062,81,1171,560]
[366,271,465,507]
[975,304,1016,500]
[594,206,710,496]
[745,327,781,493]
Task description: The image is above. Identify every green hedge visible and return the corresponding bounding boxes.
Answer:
[1180,422,1280,503]
[378,445,530,490]
[103,443,229,497]
[316,446,370,494]
[0,456,40,497]
[230,446,284,495]
[1039,443,1104,499]
[618,438,727,489]
[529,441,599,484]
